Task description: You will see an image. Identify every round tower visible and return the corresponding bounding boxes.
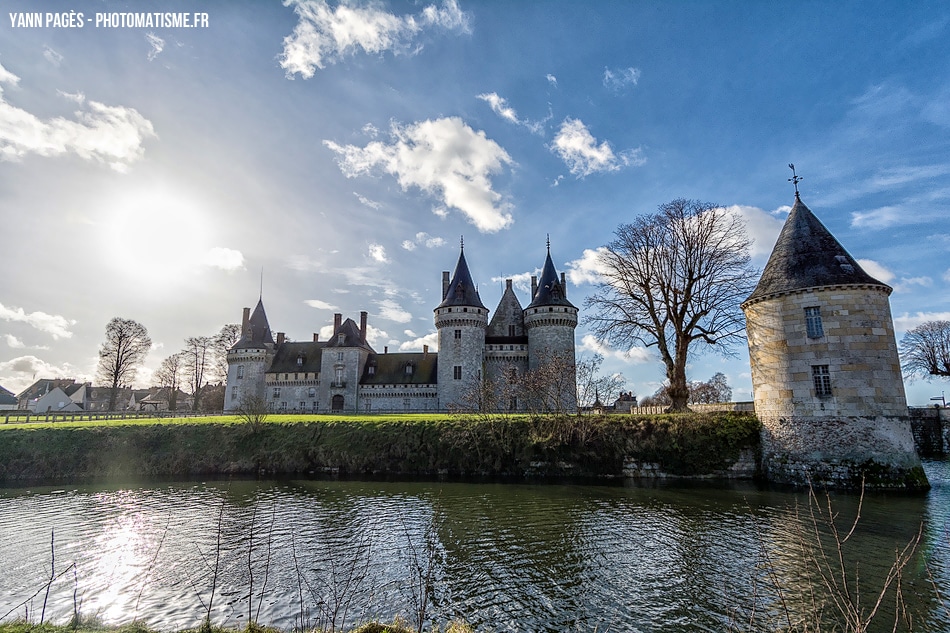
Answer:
[741,192,926,489]
[224,298,276,411]
[524,241,578,411]
[435,242,488,410]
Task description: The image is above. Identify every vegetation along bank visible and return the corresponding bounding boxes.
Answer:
[0,413,760,482]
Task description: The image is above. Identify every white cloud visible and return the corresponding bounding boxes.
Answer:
[894,311,950,333]
[0,303,75,339]
[368,243,389,263]
[325,117,514,232]
[566,247,610,285]
[304,299,339,310]
[204,247,245,272]
[724,205,785,263]
[579,334,652,364]
[400,331,438,352]
[0,355,86,394]
[403,231,445,251]
[280,0,470,78]
[145,33,165,61]
[4,334,24,349]
[900,275,933,288]
[477,92,545,135]
[603,66,641,92]
[546,74,558,88]
[855,258,895,284]
[0,62,156,171]
[354,192,381,209]
[551,118,644,177]
[402,240,417,251]
[377,299,412,323]
[43,46,64,67]
[490,271,535,294]
[850,206,904,229]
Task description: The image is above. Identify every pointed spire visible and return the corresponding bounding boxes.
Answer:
[527,238,576,309]
[745,195,890,305]
[233,297,276,348]
[436,241,486,309]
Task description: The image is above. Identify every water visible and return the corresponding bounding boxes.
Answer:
[1,464,950,632]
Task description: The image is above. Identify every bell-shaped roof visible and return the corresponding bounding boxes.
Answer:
[527,247,576,309]
[745,195,890,304]
[232,298,275,349]
[437,247,486,309]
[487,279,526,338]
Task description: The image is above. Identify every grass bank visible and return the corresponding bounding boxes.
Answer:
[0,412,761,482]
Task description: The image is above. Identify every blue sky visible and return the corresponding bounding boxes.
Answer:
[1,0,949,405]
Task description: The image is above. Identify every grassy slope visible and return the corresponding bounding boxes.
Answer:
[0,413,761,481]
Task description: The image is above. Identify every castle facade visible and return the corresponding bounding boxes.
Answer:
[224,244,578,414]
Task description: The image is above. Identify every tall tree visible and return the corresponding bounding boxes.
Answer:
[154,351,185,411]
[900,320,950,379]
[575,352,627,409]
[183,335,214,411]
[586,199,757,411]
[96,317,152,411]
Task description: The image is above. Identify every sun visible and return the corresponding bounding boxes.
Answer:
[101,187,213,284]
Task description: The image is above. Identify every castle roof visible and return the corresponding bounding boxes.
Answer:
[487,279,526,338]
[268,341,325,374]
[437,247,486,310]
[744,195,890,305]
[233,299,275,349]
[527,247,576,309]
[326,318,375,352]
[360,352,438,385]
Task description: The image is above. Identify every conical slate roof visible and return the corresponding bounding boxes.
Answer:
[487,280,526,338]
[437,247,486,309]
[527,248,576,309]
[744,195,890,304]
[233,298,275,348]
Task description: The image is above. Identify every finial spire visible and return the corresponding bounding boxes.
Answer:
[460,235,464,251]
[788,163,802,199]
[546,233,550,253]
[259,267,264,300]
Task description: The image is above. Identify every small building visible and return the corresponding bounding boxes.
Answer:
[0,385,18,410]
[741,191,926,489]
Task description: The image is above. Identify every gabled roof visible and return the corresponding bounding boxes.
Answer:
[527,247,576,309]
[0,385,16,406]
[16,378,76,401]
[360,352,437,385]
[325,318,375,352]
[745,195,889,304]
[487,280,526,338]
[233,299,275,349]
[437,247,486,309]
[267,341,326,373]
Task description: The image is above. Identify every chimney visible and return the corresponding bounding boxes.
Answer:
[561,272,567,298]
[333,313,342,332]
[313,333,319,342]
[442,271,450,299]
[531,275,538,299]
[242,307,250,333]
[423,344,429,357]
[277,332,285,346]
[384,346,388,354]
[360,311,368,343]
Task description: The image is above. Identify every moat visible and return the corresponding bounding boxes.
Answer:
[2,464,949,632]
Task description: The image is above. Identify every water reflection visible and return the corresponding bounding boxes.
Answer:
[0,472,946,632]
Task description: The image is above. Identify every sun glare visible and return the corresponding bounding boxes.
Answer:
[102,188,213,284]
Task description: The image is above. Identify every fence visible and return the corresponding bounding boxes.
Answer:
[628,401,756,415]
[1,410,228,425]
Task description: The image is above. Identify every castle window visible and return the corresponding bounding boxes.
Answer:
[453,365,462,380]
[230,389,237,402]
[805,307,824,338]
[403,398,411,410]
[299,401,305,410]
[297,355,304,367]
[405,363,414,375]
[812,365,832,397]
[237,365,244,379]
[508,325,515,336]
[454,329,461,339]
[368,364,376,376]
[308,387,316,397]
[272,387,280,399]
[337,352,344,361]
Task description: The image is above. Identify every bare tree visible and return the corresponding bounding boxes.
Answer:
[96,317,152,411]
[212,323,241,383]
[586,199,757,411]
[183,335,214,411]
[690,371,732,404]
[900,320,950,379]
[575,352,627,410]
[154,352,185,411]
[519,350,577,415]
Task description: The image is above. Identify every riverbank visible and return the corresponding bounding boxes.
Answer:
[0,412,760,482]
[0,620,472,633]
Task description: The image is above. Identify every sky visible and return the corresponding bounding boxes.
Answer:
[2,0,950,406]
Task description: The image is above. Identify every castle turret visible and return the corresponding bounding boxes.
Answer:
[484,279,529,411]
[524,241,578,411]
[435,241,488,409]
[741,192,926,489]
[224,298,276,411]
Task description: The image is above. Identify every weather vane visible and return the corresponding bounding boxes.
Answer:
[788,163,802,198]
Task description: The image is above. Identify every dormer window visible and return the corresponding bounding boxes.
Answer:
[368,364,376,376]
[296,354,304,367]
[338,333,345,345]
[405,363,414,375]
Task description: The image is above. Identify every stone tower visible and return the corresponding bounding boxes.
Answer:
[524,241,579,410]
[435,242,488,410]
[484,278,529,410]
[319,312,374,413]
[224,298,276,411]
[741,192,926,489]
